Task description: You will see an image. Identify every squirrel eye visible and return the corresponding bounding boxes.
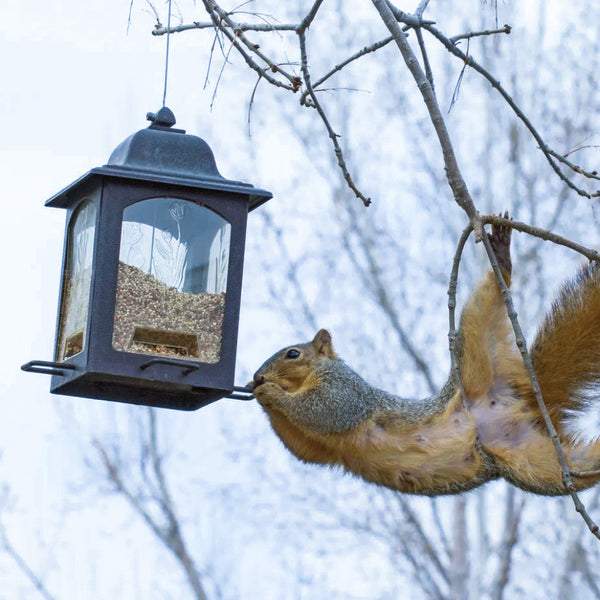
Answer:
[285,349,300,359]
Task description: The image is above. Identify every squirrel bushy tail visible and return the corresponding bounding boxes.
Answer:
[526,262,600,429]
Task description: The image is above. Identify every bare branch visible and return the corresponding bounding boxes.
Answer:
[94,416,210,600]
[547,148,600,182]
[415,27,435,90]
[491,488,525,600]
[0,519,57,600]
[448,223,477,413]
[200,0,299,91]
[300,36,395,104]
[450,24,511,44]
[415,0,432,18]
[297,30,372,206]
[563,144,600,159]
[384,2,435,28]
[481,214,600,263]
[297,0,326,34]
[571,469,600,478]
[371,0,481,227]
[449,215,600,540]
[153,20,297,35]
[423,24,600,199]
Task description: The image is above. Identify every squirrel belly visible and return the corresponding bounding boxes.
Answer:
[252,331,498,496]
[252,221,600,497]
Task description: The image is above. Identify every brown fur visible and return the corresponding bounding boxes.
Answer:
[252,254,600,496]
[528,264,600,426]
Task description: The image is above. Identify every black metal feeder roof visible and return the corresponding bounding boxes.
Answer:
[46,106,272,210]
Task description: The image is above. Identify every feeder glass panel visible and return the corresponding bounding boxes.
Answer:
[112,197,230,363]
[56,199,97,361]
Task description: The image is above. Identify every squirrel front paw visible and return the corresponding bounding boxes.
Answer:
[253,381,287,409]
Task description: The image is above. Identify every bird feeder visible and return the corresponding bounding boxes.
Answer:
[22,107,272,410]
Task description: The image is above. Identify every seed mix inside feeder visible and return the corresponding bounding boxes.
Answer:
[112,261,226,364]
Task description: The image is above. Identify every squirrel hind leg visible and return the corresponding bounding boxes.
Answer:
[488,212,512,279]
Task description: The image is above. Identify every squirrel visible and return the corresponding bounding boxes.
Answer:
[250,220,600,496]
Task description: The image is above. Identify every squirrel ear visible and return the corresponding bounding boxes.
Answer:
[313,329,336,359]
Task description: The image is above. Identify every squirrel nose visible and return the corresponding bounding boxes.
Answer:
[253,373,266,386]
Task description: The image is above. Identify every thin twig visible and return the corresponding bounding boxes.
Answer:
[415,27,435,91]
[448,223,477,412]
[209,1,298,82]
[415,0,431,17]
[300,36,394,105]
[448,38,470,113]
[0,520,57,600]
[371,0,481,227]
[449,216,600,539]
[482,214,600,263]
[200,0,299,91]
[297,0,326,33]
[450,24,511,44]
[423,24,600,199]
[546,148,600,182]
[563,144,600,159]
[341,204,437,392]
[571,469,600,478]
[385,2,435,28]
[297,29,372,206]
[153,20,297,35]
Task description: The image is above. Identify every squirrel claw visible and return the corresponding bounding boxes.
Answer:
[253,381,286,408]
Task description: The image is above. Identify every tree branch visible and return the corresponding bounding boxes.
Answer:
[297,0,326,34]
[449,215,600,540]
[94,417,210,600]
[200,0,300,91]
[340,205,437,393]
[491,488,525,600]
[299,36,395,105]
[0,518,57,600]
[153,21,298,36]
[450,24,511,44]
[297,29,372,206]
[371,0,481,228]
[423,23,600,199]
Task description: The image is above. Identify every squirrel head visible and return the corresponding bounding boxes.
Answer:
[251,329,337,393]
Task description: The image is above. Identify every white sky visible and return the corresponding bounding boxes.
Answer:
[0,2,275,597]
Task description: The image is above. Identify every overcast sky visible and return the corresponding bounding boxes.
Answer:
[1,2,276,596]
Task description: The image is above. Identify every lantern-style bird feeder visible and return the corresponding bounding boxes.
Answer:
[22,107,272,410]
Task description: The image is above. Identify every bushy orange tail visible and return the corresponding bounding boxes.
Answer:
[528,262,600,430]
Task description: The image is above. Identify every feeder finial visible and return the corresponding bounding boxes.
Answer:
[146,106,176,128]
